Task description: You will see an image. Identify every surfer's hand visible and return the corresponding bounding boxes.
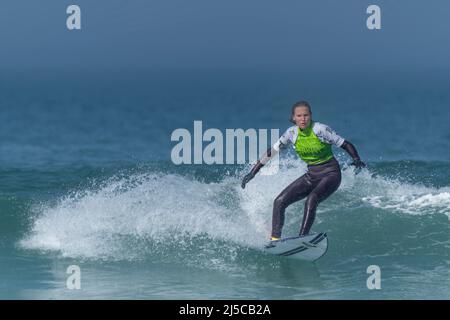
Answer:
[350,159,366,169]
[241,172,255,189]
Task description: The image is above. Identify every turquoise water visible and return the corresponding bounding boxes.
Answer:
[0,70,449,299]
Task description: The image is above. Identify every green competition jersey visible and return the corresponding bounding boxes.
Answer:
[273,121,345,165]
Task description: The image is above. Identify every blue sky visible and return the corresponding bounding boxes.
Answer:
[0,0,448,71]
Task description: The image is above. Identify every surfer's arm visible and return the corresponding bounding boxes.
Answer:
[241,130,291,189]
[340,140,366,168]
[249,146,279,174]
[241,146,280,189]
[314,122,345,147]
[314,123,366,169]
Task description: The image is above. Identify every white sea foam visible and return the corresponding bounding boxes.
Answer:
[20,172,268,259]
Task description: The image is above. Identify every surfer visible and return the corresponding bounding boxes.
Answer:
[241,101,365,241]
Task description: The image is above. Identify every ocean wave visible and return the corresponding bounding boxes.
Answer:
[19,159,450,261]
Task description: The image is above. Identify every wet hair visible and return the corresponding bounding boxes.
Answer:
[290,101,312,124]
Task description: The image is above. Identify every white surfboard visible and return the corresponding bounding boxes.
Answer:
[264,233,328,261]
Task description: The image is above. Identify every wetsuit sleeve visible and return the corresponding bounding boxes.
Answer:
[314,123,345,147]
[272,128,293,152]
[340,140,361,161]
[250,128,293,174]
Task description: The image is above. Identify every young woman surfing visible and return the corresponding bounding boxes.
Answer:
[241,101,365,240]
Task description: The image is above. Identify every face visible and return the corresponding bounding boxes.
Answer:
[292,106,311,129]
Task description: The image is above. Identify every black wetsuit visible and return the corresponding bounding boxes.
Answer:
[271,157,341,237]
[241,122,363,239]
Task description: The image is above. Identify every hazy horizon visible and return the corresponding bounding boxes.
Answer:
[0,1,448,72]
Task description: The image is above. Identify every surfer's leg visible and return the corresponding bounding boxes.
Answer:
[299,172,341,236]
[272,174,313,238]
